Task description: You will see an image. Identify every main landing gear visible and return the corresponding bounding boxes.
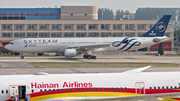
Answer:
[21,54,24,59]
[83,54,97,60]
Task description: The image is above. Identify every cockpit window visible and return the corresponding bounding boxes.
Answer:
[9,42,14,45]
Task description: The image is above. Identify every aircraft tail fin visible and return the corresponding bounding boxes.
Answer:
[141,15,171,37]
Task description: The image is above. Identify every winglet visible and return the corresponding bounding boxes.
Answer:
[122,66,151,73]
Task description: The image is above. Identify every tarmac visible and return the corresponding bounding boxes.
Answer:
[0,54,180,75]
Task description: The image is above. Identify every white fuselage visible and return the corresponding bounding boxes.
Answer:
[0,72,180,101]
[5,37,167,53]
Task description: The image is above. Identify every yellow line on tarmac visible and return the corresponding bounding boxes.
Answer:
[137,59,155,62]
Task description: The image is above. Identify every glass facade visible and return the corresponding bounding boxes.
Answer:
[64,24,73,30]
[125,24,135,30]
[89,24,98,30]
[113,33,123,37]
[39,24,49,30]
[51,33,62,37]
[101,32,111,37]
[113,24,122,30]
[137,24,146,30]
[125,32,135,37]
[26,24,37,30]
[14,32,25,37]
[14,24,25,30]
[51,24,61,30]
[27,32,37,37]
[88,32,99,37]
[76,32,86,37]
[76,24,86,30]
[64,32,74,37]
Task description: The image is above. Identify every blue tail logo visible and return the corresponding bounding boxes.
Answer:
[112,37,141,51]
[141,15,171,37]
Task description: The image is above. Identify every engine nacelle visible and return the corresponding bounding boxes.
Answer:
[64,49,79,57]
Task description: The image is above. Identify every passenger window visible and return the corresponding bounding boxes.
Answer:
[2,90,4,94]
[53,89,55,92]
[95,88,97,91]
[91,88,93,91]
[104,88,106,91]
[120,87,123,91]
[40,89,42,93]
[78,88,81,92]
[74,89,76,92]
[49,89,51,92]
[171,86,173,90]
[162,86,164,90]
[87,88,89,92]
[66,89,68,92]
[44,89,47,93]
[6,90,8,94]
[166,86,169,90]
[154,87,156,90]
[112,88,114,91]
[158,87,160,90]
[57,89,59,92]
[125,87,127,91]
[70,89,72,92]
[179,86,180,90]
[61,89,64,92]
[82,88,85,92]
[116,88,118,91]
[108,88,110,91]
[150,87,152,90]
[32,89,34,93]
[175,86,177,90]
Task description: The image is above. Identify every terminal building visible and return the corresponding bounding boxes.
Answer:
[0,6,174,52]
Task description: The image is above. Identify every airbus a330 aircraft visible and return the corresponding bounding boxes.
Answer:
[2,66,180,101]
[5,15,171,59]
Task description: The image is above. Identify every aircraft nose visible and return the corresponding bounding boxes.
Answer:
[4,44,10,50]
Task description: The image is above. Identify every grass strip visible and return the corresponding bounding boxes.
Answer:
[28,62,180,68]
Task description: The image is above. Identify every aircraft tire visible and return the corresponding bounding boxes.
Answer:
[87,55,91,59]
[83,55,87,58]
[21,56,24,59]
[92,56,96,59]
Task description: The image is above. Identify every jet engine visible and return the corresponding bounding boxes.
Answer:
[64,49,80,57]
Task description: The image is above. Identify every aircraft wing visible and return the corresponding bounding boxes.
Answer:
[63,44,112,51]
[69,92,180,101]
[122,66,151,73]
[79,44,111,50]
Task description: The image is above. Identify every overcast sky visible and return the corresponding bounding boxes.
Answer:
[0,0,180,13]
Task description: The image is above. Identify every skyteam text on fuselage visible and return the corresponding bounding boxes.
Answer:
[5,15,171,59]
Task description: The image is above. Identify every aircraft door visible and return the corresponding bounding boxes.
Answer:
[9,85,18,98]
[18,86,26,99]
[135,82,145,95]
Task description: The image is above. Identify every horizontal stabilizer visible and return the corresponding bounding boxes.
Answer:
[122,66,151,73]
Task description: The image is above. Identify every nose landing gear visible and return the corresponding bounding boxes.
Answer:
[21,54,24,59]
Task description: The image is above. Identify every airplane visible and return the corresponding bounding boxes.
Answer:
[2,66,180,101]
[5,15,171,59]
